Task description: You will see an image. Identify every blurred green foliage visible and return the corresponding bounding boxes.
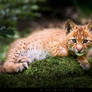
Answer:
[73,0,92,17]
[0,0,52,61]
[0,0,49,38]
[0,0,92,38]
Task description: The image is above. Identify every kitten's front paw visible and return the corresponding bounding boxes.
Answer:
[80,63,90,70]
[15,57,31,72]
[16,62,29,72]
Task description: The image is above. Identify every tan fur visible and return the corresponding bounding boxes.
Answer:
[1,19,92,73]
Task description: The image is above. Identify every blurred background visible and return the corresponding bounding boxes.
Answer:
[0,0,92,61]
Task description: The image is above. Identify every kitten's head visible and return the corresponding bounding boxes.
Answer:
[65,19,92,56]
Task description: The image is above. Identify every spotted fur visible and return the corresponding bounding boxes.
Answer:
[0,19,92,73]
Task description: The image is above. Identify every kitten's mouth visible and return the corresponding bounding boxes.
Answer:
[75,49,88,56]
[75,52,85,56]
[69,47,86,56]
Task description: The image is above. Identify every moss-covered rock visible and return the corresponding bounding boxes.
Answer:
[0,56,92,88]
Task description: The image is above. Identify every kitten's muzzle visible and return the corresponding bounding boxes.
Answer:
[76,44,83,52]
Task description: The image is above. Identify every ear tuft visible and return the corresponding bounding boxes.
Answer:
[65,19,75,34]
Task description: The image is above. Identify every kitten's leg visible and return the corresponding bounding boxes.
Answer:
[77,56,90,70]
[2,57,31,73]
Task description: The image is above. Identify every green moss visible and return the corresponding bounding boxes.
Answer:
[0,56,92,88]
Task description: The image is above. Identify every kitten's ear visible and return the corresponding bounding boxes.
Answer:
[87,20,92,33]
[65,19,75,34]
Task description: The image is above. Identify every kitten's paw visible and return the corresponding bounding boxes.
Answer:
[80,63,90,70]
[3,61,29,73]
[16,62,29,72]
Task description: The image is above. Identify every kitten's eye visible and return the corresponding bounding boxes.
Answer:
[72,39,77,43]
[83,39,88,43]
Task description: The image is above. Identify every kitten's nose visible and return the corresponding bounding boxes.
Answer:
[76,44,83,52]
